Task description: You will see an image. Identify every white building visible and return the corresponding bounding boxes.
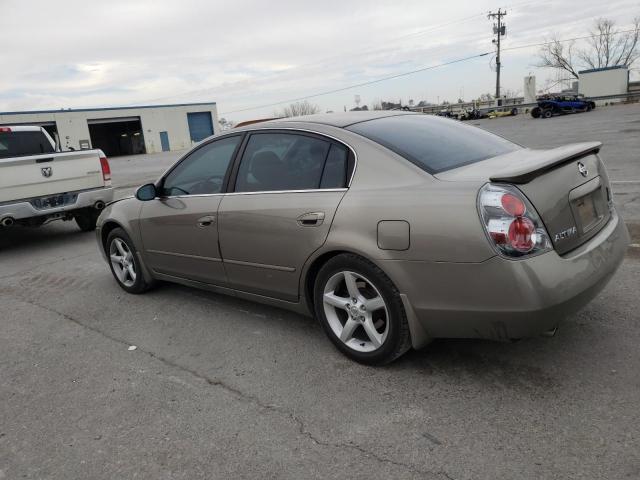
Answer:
[0,102,219,156]
[578,66,629,102]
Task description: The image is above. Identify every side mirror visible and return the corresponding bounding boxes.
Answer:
[136,183,157,201]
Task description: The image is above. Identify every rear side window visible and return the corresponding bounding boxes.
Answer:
[236,132,347,192]
[346,115,519,173]
[0,131,55,158]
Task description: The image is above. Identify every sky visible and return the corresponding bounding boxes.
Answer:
[2,0,638,122]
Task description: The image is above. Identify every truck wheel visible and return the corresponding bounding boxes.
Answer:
[542,109,553,119]
[75,210,99,232]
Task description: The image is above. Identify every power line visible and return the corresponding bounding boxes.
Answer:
[220,26,639,116]
[131,2,541,107]
[219,52,490,115]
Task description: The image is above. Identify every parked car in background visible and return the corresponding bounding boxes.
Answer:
[96,112,628,364]
[487,107,518,118]
[0,126,113,231]
[531,94,596,118]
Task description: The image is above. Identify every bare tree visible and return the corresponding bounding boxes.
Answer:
[578,17,640,69]
[276,100,320,118]
[537,17,640,79]
[537,34,581,79]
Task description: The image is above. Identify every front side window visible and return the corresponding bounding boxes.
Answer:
[162,135,241,196]
[235,132,348,192]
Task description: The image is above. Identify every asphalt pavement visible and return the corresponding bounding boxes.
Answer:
[1,104,639,479]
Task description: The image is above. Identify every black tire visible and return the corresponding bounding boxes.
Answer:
[586,105,592,112]
[511,108,518,115]
[105,227,154,294]
[75,210,99,231]
[530,107,540,118]
[542,109,553,119]
[313,253,412,365]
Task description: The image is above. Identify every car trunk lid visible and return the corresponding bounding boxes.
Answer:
[435,142,612,255]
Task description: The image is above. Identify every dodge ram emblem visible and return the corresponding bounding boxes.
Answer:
[577,162,588,177]
[41,167,52,178]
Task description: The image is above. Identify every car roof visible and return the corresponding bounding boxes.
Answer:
[257,110,421,129]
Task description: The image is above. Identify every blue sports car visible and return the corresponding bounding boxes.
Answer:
[531,95,596,118]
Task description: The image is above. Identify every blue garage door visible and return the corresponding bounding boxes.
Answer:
[187,112,214,142]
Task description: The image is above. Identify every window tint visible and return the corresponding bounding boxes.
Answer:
[235,133,333,192]
[162,135,241,195]
[320,144,348,188]
[0,131,55,158]
[346,115,520,173]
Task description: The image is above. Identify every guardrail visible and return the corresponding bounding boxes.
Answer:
[408,91,640,116]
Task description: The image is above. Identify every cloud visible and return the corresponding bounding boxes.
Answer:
[1,0,637,120]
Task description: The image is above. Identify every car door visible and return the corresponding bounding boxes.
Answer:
[218,130,353,301]
[138,134,243,285]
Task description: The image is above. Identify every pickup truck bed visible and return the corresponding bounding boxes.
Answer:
[0,126,113,230]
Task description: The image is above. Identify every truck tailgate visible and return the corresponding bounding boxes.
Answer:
[0,150,105,203]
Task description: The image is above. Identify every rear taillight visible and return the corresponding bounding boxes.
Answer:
[478,183,551,258]
[100,157,111,183]
[0,127,11,132]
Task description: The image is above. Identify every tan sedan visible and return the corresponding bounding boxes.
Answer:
[96,112,629,364]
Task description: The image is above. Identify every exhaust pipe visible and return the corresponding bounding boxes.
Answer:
[94,201,105,210]
[1,217,15,227]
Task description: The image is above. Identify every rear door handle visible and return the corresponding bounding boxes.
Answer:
[297,211,325,227]
[197,215,216,227]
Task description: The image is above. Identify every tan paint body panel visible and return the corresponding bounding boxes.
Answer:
[218,190,345,301]
[138,196,226,285]
[97,115,629,346]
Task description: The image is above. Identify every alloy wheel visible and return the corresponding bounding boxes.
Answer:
[109,238,137,287]
[322,270,389,352]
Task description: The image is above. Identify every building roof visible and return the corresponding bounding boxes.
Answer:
[0,101,216,116]
[578,65,628,74]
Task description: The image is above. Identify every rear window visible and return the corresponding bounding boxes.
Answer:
[0,131,55,158]
[346,115,520,173]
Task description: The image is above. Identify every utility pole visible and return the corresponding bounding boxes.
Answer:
[488,9,507,104]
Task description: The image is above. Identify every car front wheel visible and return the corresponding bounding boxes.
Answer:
[106,227,154,294]
[314,254,411,365]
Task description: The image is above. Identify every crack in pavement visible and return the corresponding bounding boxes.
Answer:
[10,294,454,480]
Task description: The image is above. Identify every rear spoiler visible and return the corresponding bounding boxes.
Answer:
[489,142,602,184]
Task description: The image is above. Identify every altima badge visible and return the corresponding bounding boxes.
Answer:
[577,162,588,177]
[41,167,53,178]
[554,226,577,242]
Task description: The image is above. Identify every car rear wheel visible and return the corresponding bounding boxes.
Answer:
[313,254,411,365]
[106,228,154,294]
[542,109,553,119]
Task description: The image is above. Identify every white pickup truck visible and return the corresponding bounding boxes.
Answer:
[0,126,114,231]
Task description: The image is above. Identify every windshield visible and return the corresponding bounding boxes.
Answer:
[346,114,520,173]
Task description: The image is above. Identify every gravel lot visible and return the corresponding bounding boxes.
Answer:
[1,104,639,479]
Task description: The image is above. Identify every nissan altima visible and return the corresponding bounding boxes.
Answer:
[96,112,629,364]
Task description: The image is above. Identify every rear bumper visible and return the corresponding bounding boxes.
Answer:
[0,187,114,221]
[383,211,629,341]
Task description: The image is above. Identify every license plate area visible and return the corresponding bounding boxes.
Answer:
[569,177,607,234]
[30,193,78,210]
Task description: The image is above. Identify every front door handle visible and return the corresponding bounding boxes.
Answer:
[197,215,216,227]
[297,211,325,227]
